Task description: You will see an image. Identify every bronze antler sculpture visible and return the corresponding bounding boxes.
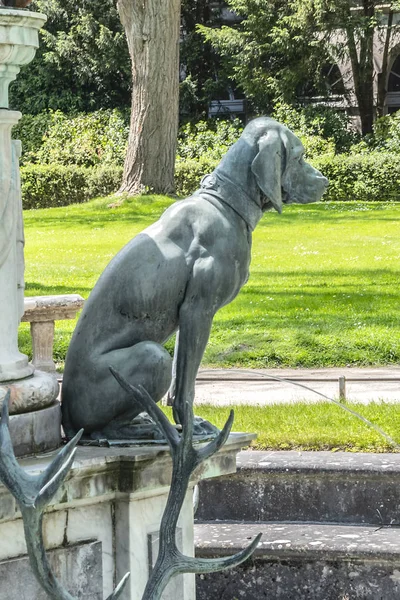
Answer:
[0,374,260,599]
[0,390,130,600]
[110,367,261,600]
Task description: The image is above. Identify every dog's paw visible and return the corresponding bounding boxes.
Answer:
[192,416,220,438]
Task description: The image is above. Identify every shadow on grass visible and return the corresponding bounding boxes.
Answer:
[25,213,157,229]
[25,282,92,296]
[256,203,400,227]
[247,268,400,280]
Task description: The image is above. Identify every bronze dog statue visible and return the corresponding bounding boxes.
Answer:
[62,117,328,440]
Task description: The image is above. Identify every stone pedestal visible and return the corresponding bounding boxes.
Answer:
[21,294,85,372]
[0,433,254,600]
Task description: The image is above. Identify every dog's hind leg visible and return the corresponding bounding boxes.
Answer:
[62,340,172,439]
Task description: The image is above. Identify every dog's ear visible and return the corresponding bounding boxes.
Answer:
[251,129,284,214]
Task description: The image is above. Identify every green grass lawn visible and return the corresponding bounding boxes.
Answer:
[21,196,400,369]
[171,402,400,452]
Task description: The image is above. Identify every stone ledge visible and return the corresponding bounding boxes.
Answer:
[22,294,84,322]
[195,522,400,560]
[196,450,400,525]
[22,294,84,371]
[236,450,400,474]
[0,432,254,522]
[195,523,400,600]
[0,540,103,600]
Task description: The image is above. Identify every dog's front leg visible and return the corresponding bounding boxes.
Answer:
[172,302,214,428]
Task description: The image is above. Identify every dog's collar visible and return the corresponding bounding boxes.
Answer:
[197,173,263,231]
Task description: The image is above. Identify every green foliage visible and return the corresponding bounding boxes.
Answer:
[34,110,128,167]
[177,118,243,160]
[272,102,359,153]
[15,109,129,167]
[199,0,400,135]
[21,163,122,209]
[198,0,332,113]
[175,118,243,195]
[298,134,335,160]
[364,110,400,153]
[313,152,400,201]
[180,0,230,120]
[10,0,131,114]
[13,112,55,159]
[175,156,219,196]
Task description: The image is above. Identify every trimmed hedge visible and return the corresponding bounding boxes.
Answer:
[177,152,400,202]
[21,164,123,209]
[312,152,400,202]
[20,150,400,209]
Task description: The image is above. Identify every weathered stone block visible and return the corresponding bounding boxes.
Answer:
[0,540,103,600]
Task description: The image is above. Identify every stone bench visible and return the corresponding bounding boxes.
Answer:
[22,294,84,372]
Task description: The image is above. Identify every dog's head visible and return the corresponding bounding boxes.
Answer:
[247,117,328,213]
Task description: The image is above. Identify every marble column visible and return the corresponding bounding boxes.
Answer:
[0,110,32,381]
[0,8,60,456]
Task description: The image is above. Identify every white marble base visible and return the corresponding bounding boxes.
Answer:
[0,370,60,456]
[0,369,59,413]
[0,433,254,599]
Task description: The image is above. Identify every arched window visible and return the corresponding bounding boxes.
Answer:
[297,62,345,98]
[321,63,346,95]
[388,55,400,92]
[386,54,400,113]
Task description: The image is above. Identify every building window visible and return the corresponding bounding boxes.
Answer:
[386,54,400,113]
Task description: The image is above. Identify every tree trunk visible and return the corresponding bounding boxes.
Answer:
[117,0,181,195]
[345,0,375,135]
[377,10,393,118]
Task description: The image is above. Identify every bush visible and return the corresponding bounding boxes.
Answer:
[13,112,55,161]
[312,152,400,201]
[272,102,359,153]
[298,133,335,160]
[177,118,243,161]
[21,163,123,209]
[175,156,218,196]
[362,111,400,153]
[15,109,129,167]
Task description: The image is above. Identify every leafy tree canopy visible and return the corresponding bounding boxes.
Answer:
[180,0,235,120]
[10,0,131,114]
[198,0,332,114]
[199,0,400,134]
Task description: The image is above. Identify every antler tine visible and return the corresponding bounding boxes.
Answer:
[35,429,84,509]
[176,532,262,575]
[140,380,261,600]
[195,409,234,466]
[0,390,130,600]
[105,572,130,600]
[109,366,180,449]
[182,400,194,451]
[0,390,40,503]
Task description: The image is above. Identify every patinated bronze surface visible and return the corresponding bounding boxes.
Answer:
[61,117,328,441]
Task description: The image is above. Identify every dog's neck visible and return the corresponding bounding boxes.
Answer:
[197,172,263,231]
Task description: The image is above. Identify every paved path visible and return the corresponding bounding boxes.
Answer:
[58,366,400,405]
[194,367,400,405]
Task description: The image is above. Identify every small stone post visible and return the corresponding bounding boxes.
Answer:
[339,375,346,402]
